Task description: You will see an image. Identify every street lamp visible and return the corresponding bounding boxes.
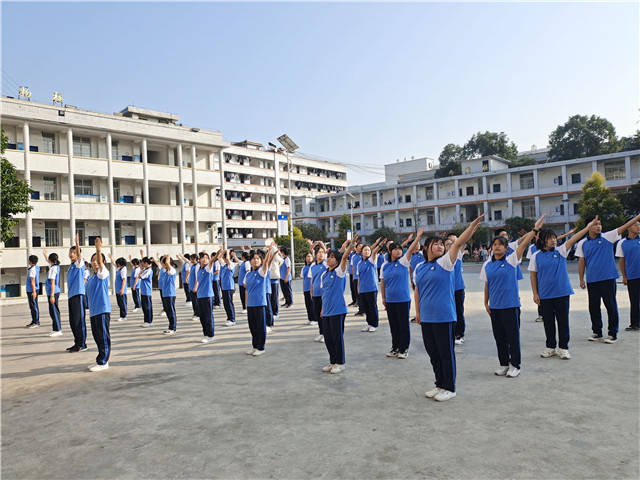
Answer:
[276,134,299,278]
[345,192,356,239]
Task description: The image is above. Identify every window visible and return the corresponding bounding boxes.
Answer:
[294,200,303,214]
[522,199,536,218]
[466,186,474,196]
[43,176,57,200]
[605,161,625,181]
[558,204,565,216]
[73,137,91,157]
[356,222,361,230]
[76,223,85,245]
[406,218,412,227]
[113,181,120,202]
[399,218,404,227]
[310,203,315,212]
[493,184,501,193]
[114,222,121,245]
[405,195,411,203]
[371,193,377,206]
[555,175,563,186]
[520,172,534,190]
[32,236,42,247]
[571,173,581,184]
[465,167,471,174]
[111,141,119,160]
[573,203,579,215]
[494,210,503,220]
[5,236,19,247]
[425,185,434,200]
[45,221,59,246]
[74,179,93,196]
[459,189,463,197]
[426,211,435,225]
[42,132,55,154]
[482,160,489,172]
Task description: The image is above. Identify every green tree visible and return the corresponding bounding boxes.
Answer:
[448,224,492,247]
[618,181,640,217]
[462,131,519,161]
[1,128,32,243]
[435,143,464,178]
[371,227,399,244]
[296,222,327,242]
[335,214,353,246]
[576,172,625,231]
[503,216,535,240]
[619,130,640,152]
[548,114,619,162]
[274,225,309,269]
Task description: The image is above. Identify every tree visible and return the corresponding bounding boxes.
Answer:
[462,131,518,161]
[618,181,640,217]
[548,114,619,162]
[438,143,464,164]
[434,160,461,178]
[370,227,399,244]
[274,224,309,268]
[509,155,537,168]
[448,223,492,247]
[1,128,32,243]
[576,172,625,231]
[503,217,535,240]
[296,222,327,242]
[335,214,352,246]
[619,130,640,152]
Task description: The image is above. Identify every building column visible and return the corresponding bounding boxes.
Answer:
[393,187,398,204]
[359,191,364,209]
[562,193,570,230]
[142,139,151,255]
[66,128,76,242]
[625,155,631,182]
[534,196,540,218]
[412,185,417,203]
[395,210,400,229]
[359,213,364,233]
[376,212,382,228]
[218,149,227,249]
[433,182,439,201]
[23,122,33,255]
[434,206,440,230]
[177,144,186,251]
[506,172,512,195]
[106,133,116,293]
[507,199,513,218]
[561,165,568,192]
[329,217,335,233]
[533,169,539,192]
[592,160,598,173]
[454,179,460,197]
[376,190,381,207]
[482,176,488,196]
[191,146,199,252]
[483,201,489,219]
[455,204,461,224]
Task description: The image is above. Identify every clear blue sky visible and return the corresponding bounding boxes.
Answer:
[2,1,637,184]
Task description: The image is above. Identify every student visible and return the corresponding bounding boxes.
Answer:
[616,215,640,331]
[351,243,364,316]
[155,255,177,335]
[376,250,386,281]
[244,245,278,356]
[309,244,329,342]
[302,253,314,325]
[529,221,595,359]
[415,215,483,402]
[444,234,466,345]
[157,257,166,318]
[194,251,220,343]
[66,233,88,352]
[267,248,284,323]
[130,257,141,313]
[108,254,128,322]
[238,251,250,314]
[408,241,424,324]
[279,247,293,308]
[357,238,385,332]
[348,248,358,307]
[211,252,222,309]
[482,221,540,379]
[320,236,357,374]
[42,249,62,337]
[85,237,111,372]
[179,253,192,305]
[380,230,423,359]
[83,263,90,311]
[220,249,238,326]
[265,269,274,332]
[25,255,40,328]
[187,254,200,321]
[137,256,154,327]
[577,213,640,343]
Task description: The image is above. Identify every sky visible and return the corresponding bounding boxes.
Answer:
[2,1,638,185]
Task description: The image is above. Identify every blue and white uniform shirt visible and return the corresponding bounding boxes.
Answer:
[68,258,86,298]
[616,236,640,281]
[162,267,177,297]
[116,267,128,295]
[320,264,348,317]
[528,244,574,299]
[138,267,153,296]
[380,254,412,303]
[308,261,329,297]
[480,251,521,309]
[86,265,111,317]
[575,229,621,283]
[356,256,378,293]
[413,254,456,323]
[244,266,268,307]
[46,265,61,296]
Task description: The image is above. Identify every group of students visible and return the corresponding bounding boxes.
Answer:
[23,211,640,399]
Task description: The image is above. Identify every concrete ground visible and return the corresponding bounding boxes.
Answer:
[1,270,638,479]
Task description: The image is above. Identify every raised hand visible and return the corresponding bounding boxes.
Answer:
[534,214,547,230]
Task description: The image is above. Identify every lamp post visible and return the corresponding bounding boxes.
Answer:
[346,191,355,239]
[276,134,299,278]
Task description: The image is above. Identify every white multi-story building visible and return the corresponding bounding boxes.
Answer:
[0,97,346,298]
[308,150,640,241]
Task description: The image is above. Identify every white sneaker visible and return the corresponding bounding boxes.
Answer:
[214,305,221,310]
[304,320,312,325]
[310,321,318,326]
[454,338,464,345]
[535,316,543,322]
[385,349,398,358]
[587,333,603,342]
[603,336,618,344]
[396,350,408,359]
[224,321,236,327]
[322,364,334,372]
[192,316,199,322]
[434,390,456,402]
[241,309,247,314]
[117,317,124,322]
[361,324,370,332]
[185,300,191,305]
[273,315,278,321]
[140,323,151,328]
[48,331,63,337]
[159,310,165,316]
[506,364,520,377]
[556,348,571,359]
[540,347,556,358]
[246,348,257,355]
[199,336,214,344]
[494,366,509,376]
[368,326,377,332]
[163,330,176,335]
[27,323,40,329]
[266,326,273,334]
[88,363,109,372]
[425,387,442,398]
[330,364,345,374]
[252,349,265,356]
[132,308,139,313]
[314,334,324,342]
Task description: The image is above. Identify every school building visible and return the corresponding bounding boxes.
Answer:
[0,96,347,298]
[296,149,640,242]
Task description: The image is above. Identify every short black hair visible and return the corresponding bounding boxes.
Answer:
[116,257,127,268]
[491,236,509,249]
[28,255,38,264]
[536,229,557,251]
[131,258,140,266]
[280,247,288,256]
[584,215,596,225]
[241,252,250,261]
[327,249,343,264]
[141,257,151,265]
[48,253,60,265]
[495,228,508,236]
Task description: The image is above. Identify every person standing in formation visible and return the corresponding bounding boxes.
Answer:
[194,251,220,344]
[444,234,467,345]
[137,255,154,327]
[187,254,200,321]
[108,254,128,323]
[66,233,87,352]
[576,213,640,343]
[416,215,483,402]
[244,245,278,356]
[309,243,328,342]
[219,249,238,326]
[85,237,111,372]
[42,249,62,337]
[529,219,596,360]
[238,251,250,314]
[357,238,385,333]
[181,254,192,305]
[302,252,314,325]
[211,252,222,309]
[129,257,141,313]
[616,215,640,332]
[25,255,40,329]
[279,247,294,308]
[154,255,177,335]
[380,229,424,359]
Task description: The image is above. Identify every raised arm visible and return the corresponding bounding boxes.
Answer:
[557,228,576,242]
[340,234,358,271]
[406,227,425,260]
[564,217,598,251]
[449,215,484,263]
[617,212,640,235]
[75,232,82,259]
[401,233,414,248]
[108,253,116,265]
[515,231,536,260]
[95,237,104,269]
